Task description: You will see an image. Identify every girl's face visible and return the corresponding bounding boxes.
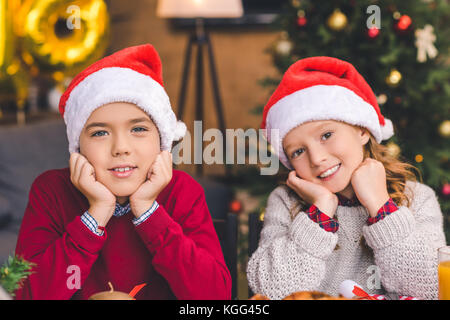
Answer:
[79,102,161,204]
[283,120,370,198]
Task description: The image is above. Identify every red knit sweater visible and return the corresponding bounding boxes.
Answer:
[14,168,231,300]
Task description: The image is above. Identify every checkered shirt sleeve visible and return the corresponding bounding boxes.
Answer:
[366,198,398,225]
[132,201,159,226]
[80,201,159,235]
[305,204,339,233]
[81,211,104,236]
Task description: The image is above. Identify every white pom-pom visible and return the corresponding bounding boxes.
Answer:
[173,120,187,141]
[381,118,394,141]
[339,280,361,299]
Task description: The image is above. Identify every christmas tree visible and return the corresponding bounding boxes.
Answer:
[246,0,450,240]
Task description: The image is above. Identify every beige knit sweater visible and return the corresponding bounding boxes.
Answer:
[247,181,447,300]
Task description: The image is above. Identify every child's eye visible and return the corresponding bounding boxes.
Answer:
[322,132,333,140]
[291,148,304,159]
[91,130,108,137]
[132,127,148,133]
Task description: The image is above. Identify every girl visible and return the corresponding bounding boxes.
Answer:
[15,44,231,299]
[247,56,446,300]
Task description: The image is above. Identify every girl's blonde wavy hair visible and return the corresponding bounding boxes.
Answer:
[287,129,422,220]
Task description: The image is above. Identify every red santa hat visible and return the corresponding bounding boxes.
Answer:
[59,44,186,154]
[261,56,394,169]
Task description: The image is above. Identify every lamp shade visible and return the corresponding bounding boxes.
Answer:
[156,0,243,18]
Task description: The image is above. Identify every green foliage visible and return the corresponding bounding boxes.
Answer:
[0,255,34,297]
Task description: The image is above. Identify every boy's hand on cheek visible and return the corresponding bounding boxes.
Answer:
[286,171,338,218]
[130,151,173,218]
[69,152,116,226]
[351,158,390,217]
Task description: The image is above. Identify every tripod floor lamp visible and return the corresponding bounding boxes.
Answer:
[157,0,243,176]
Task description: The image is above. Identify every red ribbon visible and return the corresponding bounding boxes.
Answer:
[128,283,147,299]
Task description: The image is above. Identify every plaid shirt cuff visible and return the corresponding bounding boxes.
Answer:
[306,205,339,233]
[81,211,104,236]
[367,198,398,226]
[132,201,159,226]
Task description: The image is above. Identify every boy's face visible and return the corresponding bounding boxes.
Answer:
[283,120,370,198]
[79,102,161,204]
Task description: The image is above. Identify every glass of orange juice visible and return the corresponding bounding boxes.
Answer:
[438,246,450,300]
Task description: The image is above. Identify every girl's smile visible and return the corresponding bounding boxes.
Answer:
[318,163,341,181]
[283,120,370,198]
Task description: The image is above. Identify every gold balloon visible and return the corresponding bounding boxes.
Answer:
[327,9,348,31]
[385,69,402,87]
[0,0,29,117]
[19,0,110,76]
[0,0,17,75]
[439,120,450,138]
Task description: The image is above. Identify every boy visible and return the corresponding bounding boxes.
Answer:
[14,44,231,300]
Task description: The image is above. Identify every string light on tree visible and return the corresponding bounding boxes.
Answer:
[367,26,380,39]
[394,96,402,104]
[386,141,401,158]
[394,14,412,32]
[291,0,301,8]
[259,209,265,222]
[275,33,294,56]
[442,183,450,197]
[438,120,450,138]
[327,8,348,31]
[229,200,243,214]
[296,10,307,27]
[377,93,388,105]
[415,154,424,163]
[385,68,402,87]
[275,39,293,56]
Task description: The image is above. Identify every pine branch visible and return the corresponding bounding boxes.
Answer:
[0,255,35,298]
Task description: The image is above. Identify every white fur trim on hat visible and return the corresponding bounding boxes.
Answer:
[265,85,392,169]
[380,118,394,141]
[64,67,186,153]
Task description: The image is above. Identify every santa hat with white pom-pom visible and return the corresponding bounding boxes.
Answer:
[59,44,186,154]
[261,56,394,169]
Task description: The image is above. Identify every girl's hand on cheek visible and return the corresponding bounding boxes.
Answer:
[286,171,338,218]
[69,152,116,226]
[130,151,173,218]
[351,158,390,217]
